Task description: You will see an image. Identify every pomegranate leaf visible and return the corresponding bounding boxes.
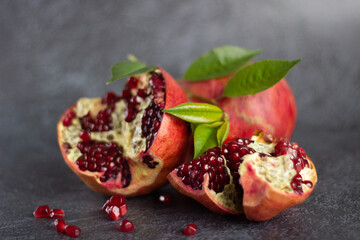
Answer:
[163,103,223,123]
[223,59,301,97]
[193,124,219,158]
[184,45,262,81]
[217,120,229,147]
[107,61,156,84]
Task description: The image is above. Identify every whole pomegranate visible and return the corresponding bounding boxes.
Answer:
[57,68,189,196]
[181,75,296,140]
[168,130,317,221]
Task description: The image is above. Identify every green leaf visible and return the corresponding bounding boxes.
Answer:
[193,124,219,158]
[217,120,230,147]
[203,121,224,128]
[163,103,223,123]
[106,61,156,84]
[223,59,301,97]
[183,45,262,81]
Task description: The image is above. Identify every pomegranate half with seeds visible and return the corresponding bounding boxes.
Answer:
[57,68,189,196]
[168,130,317,221]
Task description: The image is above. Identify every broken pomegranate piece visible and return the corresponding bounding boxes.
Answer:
[168,130,317,221]
[57,68,189,196]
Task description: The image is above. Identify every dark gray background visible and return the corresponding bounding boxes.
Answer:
[1,1,359,239]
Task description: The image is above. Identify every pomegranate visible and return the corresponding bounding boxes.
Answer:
[168,130,317,221]
[57,68,189,196]
[181,75,296,140]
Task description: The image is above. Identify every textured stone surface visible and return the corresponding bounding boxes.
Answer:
[0,0,359,239]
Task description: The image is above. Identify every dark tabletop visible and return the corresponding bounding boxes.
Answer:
[1,1,360,239]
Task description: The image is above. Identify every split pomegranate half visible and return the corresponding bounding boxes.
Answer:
[168,130,317,221]
[57,68,189,196]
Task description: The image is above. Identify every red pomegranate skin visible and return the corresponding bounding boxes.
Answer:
[181,75,296,140]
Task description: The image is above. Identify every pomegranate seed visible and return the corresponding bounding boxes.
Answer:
[49,209,65,218]
[103,91,119,105]
[137,89,148,98]
[54,218,66,233]
[79,131,91,142]
[158,193,172,205]
[109,194,126,207]
[128,77,138,89]
[65,225,81,238]
[119,204,128,217]
[62,117,72,126]
[63,110,76,126]
[298,147,307,158]
[119,219,134,232]
[102,200,110,211]
[33,205,51,218]
[105,205,121,220]
[184,223,197,236]
[62,142,72,152]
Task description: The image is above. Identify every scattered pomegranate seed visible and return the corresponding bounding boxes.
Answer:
[158,193,172,205]
[119,204,128,217]
[109,194,126,207]
[54,219,66,233]
[119,219,134,232]
[33,205,51,218]
[184,223,197,236]
[103,194,128,219]
[105,205,121,221]
[65,225,81,238]
[49,209,65,218]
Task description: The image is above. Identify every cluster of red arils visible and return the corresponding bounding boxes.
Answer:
[33,193,200,236]
[102,194,134,232]
[33,205,81,238]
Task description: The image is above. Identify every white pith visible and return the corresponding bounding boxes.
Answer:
[214,154,241,211]
[209,137,313,210]
[58,71,164,185]
[244,137,313,193]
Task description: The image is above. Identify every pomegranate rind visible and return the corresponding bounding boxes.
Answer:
[181,76,297,140]
[240,130,318,221]
[57,67,189,197]
[167,170,242,215]
[240,156,317,221]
